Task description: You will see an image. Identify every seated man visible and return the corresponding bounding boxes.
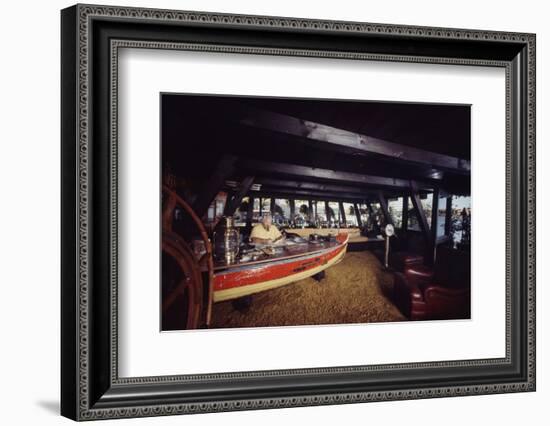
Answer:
[250,213,285,244]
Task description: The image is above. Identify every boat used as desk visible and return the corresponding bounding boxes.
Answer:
[212,233,349,302]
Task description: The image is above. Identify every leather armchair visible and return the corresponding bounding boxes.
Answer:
[392,247,471,320]
[389,252,424,272]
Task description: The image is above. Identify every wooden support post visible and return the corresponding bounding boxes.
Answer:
[259,197,263,216]
[192,155,237,219]
[402,194,409,232]
[445,195,453,236]
[339,202,347,227]
[409,182,431,260]
[313,201,318,225]
[377,191,393,227]
[224,175,255,216]
[429,188,441,265]
[289,199,295,224]
[353,203,362,227]
[324,201,331,224]
[246,196,254,227]
[270,197,276,215]
[366,200,382,235]
[308,200,314,222]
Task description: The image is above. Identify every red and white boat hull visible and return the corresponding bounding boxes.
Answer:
[213,234,348,302]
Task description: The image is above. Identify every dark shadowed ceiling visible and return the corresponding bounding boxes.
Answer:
[162,94,471,197]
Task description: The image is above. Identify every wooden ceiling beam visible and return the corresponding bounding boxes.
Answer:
[254,177,400,196]
[239,158,433,191]
[238,107,470,174]
[252,188,373,203]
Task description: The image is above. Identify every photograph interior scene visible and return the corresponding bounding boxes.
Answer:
[161,94,472,331]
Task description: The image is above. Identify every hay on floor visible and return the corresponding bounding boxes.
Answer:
[211,251,406,329]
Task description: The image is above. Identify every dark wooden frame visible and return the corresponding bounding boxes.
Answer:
[61,4,536,421]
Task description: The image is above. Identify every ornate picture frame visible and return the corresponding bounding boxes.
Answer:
[61,4,535,420]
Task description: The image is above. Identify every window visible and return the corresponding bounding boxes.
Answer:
[327,201,341,227]
[294,199,310,227]
[435,195,448,238]
[357,203,369,225]
[294,199,310,218]
[252,198,261,222]
[370,201,383,230]
[407,194,432,231]
[232,196,250,225]
[422,193,433,227]
[342,202,358,227]
[451,195,471,246]
[205,192,227,224]
[387,197,403,228]
[315,201,327,225]
[260,197,271,216]
[274,199,291,226]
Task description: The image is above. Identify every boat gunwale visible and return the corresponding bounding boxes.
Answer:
[213,234,349,274]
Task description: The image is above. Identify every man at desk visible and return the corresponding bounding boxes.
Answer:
[250,213,285,244]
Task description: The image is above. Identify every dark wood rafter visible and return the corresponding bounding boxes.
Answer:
[239,158,430,191]
[254,177,400,197]
[445,195,453,236]
[313,200,318,221]
[238,107,471,174]
[409,181,431,244]
[377,191,393,227]
[366,200,381,235]
[324,201,331,222]
[339,202,347,225]
[428,187,441,265]
[192,154,237,218]
[246,196,254,227]
[224,175,255,216]
[353,203,363,227]
[251,188,374,203]
[402,193,409,232]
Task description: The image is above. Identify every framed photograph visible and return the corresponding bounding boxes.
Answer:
[61,4,536,421]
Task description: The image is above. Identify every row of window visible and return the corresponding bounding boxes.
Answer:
[205,192,471,242]
[205,195,380,228]
[387,195,471,243]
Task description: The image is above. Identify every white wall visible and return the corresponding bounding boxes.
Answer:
[0,0,546,424]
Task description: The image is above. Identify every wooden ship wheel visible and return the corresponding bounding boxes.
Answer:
[161,185,214,329]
